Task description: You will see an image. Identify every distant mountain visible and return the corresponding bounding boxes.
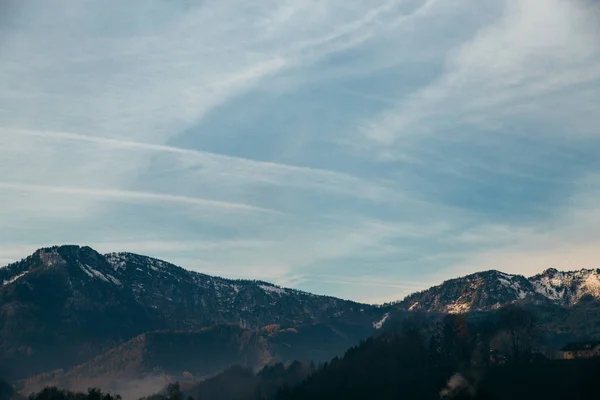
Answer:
[397,268,600,314]
[0,245,385,381]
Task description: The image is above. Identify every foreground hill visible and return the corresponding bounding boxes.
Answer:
[0,245,384,380]
[19,321,373,395]
[182,361,313,400]
[272,337,600,400]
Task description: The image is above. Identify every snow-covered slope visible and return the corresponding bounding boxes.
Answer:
[399,268,600,314]
[530,268,600,305]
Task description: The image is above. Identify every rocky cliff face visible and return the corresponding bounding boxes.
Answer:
[399,268,600,313]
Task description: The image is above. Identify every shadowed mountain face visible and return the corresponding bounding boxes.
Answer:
[182,361,314,400]
[0,246,385,380]
[0,378,15,400]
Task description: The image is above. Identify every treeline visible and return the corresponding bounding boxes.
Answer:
[27,388,121,400]
[18,361,313,400]
[271,304,542,400]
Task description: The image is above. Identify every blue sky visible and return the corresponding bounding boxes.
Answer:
[1,0,600,303]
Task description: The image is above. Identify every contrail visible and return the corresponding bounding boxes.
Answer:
[1,127,362,178]
[0,181,279,213]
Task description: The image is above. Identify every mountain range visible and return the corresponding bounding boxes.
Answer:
[2,245,600,395]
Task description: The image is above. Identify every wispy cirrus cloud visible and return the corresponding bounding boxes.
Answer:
[361,0,600,148]
[2,0,600,303]
[1,127,400,202]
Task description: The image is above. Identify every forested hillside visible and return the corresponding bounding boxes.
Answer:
[272,305,600,400]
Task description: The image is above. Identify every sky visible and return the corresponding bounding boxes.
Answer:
[1,0,600,304]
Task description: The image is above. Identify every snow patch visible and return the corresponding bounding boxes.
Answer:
[373,312,390,329]
[497,277,511,287]
[259,284,288,295]
[80,265,95,279]
[86,265,109,283]
[497,271,514,279]
[148,259,166,272]
[106,274,122,286]
[2,271,28,285]
[532,275,566,301]
[582,273,600,298]
[80,264,119,284]
[105,253,127,270]
[531,269,600,304]
[498,276,527,299]
[447,301,471,314]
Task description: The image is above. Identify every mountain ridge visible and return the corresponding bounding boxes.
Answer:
[3,245,600,315]
[0,245,384,381]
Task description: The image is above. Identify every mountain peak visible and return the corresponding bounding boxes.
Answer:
[33,245,104,264]
[35,244,91,254]
[400,267,600,314]
[540,267,559,276]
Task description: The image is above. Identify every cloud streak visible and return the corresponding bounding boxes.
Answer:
[0,182,276,213]
[2,127,399,202]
